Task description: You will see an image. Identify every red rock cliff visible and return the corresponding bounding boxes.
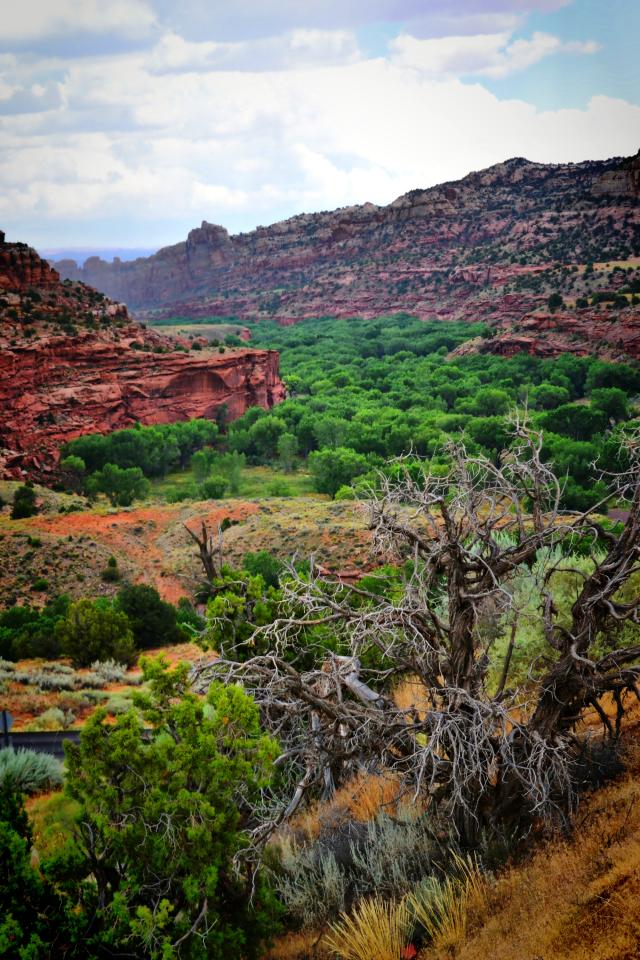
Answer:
[0,234,285,478]
[51,153,640,361]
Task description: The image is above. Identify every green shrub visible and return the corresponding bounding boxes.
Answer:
[0,748,63,794]
[55,599,137,667]
[266,479,292,496]
[164,483,198,503]
[26,707,75,731]
[101,555,121,582]
[11,484,38,519]
[116,583,184,650]
[62,659,281,956]
[200,474,228,499]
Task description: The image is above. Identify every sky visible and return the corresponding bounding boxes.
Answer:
[0,0,639,253]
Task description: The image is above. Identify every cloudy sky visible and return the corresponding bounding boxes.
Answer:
[1,0,638,253]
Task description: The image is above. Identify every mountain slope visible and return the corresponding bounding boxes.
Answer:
[52,152,640,359]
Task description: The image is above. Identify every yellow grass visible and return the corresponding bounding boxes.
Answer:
[327,896,412,960]
[410,855,488,953]
[289,771,408,840]
[420,741,640,960]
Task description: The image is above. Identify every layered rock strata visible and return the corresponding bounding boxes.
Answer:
[52,152,640,360]
[0,235,284,477]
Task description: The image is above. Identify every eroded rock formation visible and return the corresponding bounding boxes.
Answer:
[0,235,284,478]
[51,151,640,360]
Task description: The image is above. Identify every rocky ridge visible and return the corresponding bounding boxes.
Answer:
[0,232,285,478]
[54,153,640,359]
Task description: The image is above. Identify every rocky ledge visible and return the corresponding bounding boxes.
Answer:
[0,233,285,478]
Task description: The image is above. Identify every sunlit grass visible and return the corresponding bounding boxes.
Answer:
[150,464,316,499]
[327,896,412,960]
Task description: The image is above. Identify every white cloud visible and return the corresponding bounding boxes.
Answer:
[0,0,156,43]
[0,9,636,247]
[390,30,599,79]
[148,29,360,74]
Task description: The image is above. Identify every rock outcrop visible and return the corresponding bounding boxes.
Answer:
[51,152,640,360]
[0,234,285,478]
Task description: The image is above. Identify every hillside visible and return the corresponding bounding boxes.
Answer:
[53,152,640,359]
[0,232,284,478]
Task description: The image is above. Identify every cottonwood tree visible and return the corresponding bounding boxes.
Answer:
[192,420,640,846]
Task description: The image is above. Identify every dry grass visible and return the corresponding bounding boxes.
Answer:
[410,855,488,954]
[265,930,331,960]
[327,896,412,960]
[393,675,432,720]
[419,741,640,960]
[289,771,408,841]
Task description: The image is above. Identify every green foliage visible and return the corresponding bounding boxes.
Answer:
[238,315,639,507]
[0,748,63,794]
[101,554,121,582]
[266,478,292,496]
[547,292,565,312]
[59,455,87,493]
[116,583,185,650]
[277,432,298,472]
[309,447,370,498]
[55,598,137,667]
[0,595,70,661]
[201,474,228,499]
[0,782,88,957]
[63,658,281,958]
[201,567,282,659]
[11,484,38,519]
[64,419,219,477]
[243,550,283,589]
[86,462,150,506]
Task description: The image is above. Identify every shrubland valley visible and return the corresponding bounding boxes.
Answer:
[2,152,640,960]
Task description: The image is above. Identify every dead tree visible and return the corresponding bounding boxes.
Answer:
[184,519,224,582]
[192,420,640,845]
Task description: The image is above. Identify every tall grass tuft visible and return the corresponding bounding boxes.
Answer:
[408,853,488,951]
[326,896,412,960]
[0,747,63,794]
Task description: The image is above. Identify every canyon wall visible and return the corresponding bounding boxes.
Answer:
[0,235,284,478]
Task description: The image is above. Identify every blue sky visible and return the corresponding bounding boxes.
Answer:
[0,0,638,252]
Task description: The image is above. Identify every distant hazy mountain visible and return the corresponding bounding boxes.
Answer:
[41,247,156,266]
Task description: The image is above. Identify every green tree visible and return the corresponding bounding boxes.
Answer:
[64,659,280,959]
[59,455,87,493]
[243,551,283,589]
[589,387,629,423]
[87,463,150,506]
[248,416,285,461]
[216,451,245,495]
[11,483,37,520]
[309,447,369,498]
[313,416,346,450]
[547,292,565,312]
[541,403,608,442]
[191,448,218,482]
[0,781,87,957]
[529,383,570,410]
[201,474,228,499]
[56,599,136,666]
[117,583,184,650]
[201,568,281,659]
[276,432,298,473]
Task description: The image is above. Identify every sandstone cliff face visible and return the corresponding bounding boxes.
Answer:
[0,234,285,478]
[1,234,62,291]
[52,152,640,361]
